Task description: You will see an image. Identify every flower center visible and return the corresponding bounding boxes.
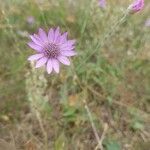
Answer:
[44,43,60,58]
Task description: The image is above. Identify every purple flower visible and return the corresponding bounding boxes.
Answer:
[99,0,106,8]
[127,0,144,14]
[28,27,77,74]
[145,18,150,27]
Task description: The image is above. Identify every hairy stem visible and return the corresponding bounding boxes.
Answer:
[83,98,102,150]
[77,12,128,70]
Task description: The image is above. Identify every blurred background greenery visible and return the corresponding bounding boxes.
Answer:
[0,0,150,149]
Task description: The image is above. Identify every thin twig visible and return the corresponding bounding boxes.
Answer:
[71,63,102,149]
[83,98,102,150]
[95,123,108,150]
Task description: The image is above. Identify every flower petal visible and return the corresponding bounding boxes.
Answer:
[28,53,44,61]
[61,50,77,56]
[68,40,76,45]
[35,57,48,68]
[28,42,43,52]
[59,32,68,43]
[48,28,55,42]
[52,59,59,73]
[46,59,53,74]
[38,28,48,42]
[58,56,70,65]
[54,27,61,42]
[60,46,75,51]
[30,35,42,46]
[60,40,76,49]
[34,34,44,44]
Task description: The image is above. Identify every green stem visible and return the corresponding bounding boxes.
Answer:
[77,13,128,71]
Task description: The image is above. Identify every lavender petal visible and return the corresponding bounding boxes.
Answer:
[28,42,43,52]
[59,32,68,43]
[58,56,70,65]
[48,28,55,42]
[46,59,53,74]
[61,50,77,56]
[38,28,48,42]
[52,59,60,73]
[35,57,48,68]
[28,53,44,61]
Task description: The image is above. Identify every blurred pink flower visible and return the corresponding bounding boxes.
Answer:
[99,0,106,8]
[127,0,144,14]
[28,27,77,74]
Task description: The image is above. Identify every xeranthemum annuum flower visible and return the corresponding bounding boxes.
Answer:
[127,0,144,14]
[99,0,106,8]
[28,27,77,74]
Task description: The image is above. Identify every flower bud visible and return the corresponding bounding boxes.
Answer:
[127,0,144,14]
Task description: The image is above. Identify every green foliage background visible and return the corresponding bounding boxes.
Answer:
[0,0,149,149]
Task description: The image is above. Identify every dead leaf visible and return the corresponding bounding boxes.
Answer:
[68,94,79,106]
